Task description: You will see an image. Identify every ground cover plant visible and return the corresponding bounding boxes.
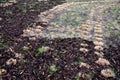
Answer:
[0,0,120,80]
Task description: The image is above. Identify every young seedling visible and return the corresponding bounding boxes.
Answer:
[49,64,58,74]
[29,3,36,9]
[87,73,94,80]
[75,72,81,80]
[35,46,44,57]
[35,46,50,58]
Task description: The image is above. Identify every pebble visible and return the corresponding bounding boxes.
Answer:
[15,53,24,59]
[94,29,102,33]
[23,29,30,34]
[35,29,41,34]
[80,48,89,53]
[94,51,104,57]
[94,46,103,51]
[94,41,104,46]
[95,37,103,41]
[79,62,90,69]
[36,26,42,29]
[80,43,88,47]
[95,58,110,66]
[95,34,103,38]
[101,69,115,78]
[23,46,29,50]
[29,37,36,41]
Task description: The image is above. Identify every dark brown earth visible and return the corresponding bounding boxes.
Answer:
[0,0,120,80]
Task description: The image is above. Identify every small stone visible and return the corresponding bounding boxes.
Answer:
[80,43,88,47]
[94,27,101,30]
[94,51,104,57]
[95,37,103,41]
[15,53,24,59]
[95,34,103,38]
[29,37,36,40]
[94,46,103,51]
[35,29,41,34]
[81,24,89,27]
[94,41,104,46]
[23,46,29,50]
[23,29,30,34]
[79,62,90,69]
[42,19,49,23]
[36,26,42,29]
[80,48,89,53]
[101,69,115,78]
[94,29,102,33]
[0,69,7,76]
[6,58,17,65]
[80,27,88,30]
[82,31,89,35]
[95,58,110,66]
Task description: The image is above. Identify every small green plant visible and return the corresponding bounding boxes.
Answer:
[75,73,81,80]
[72,61,80,65]
[19,61,27,66]
[87,73,94,80]
[49,64,58,74]
[0,42,9,50]
[29,3,36,9]
[38,46,45,53]
[35,46,45,57]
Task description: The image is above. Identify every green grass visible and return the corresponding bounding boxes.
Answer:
[57,5,89,27]
[103,7,120,25]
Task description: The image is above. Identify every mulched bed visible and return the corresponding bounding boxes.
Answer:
[0,0,120,80]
